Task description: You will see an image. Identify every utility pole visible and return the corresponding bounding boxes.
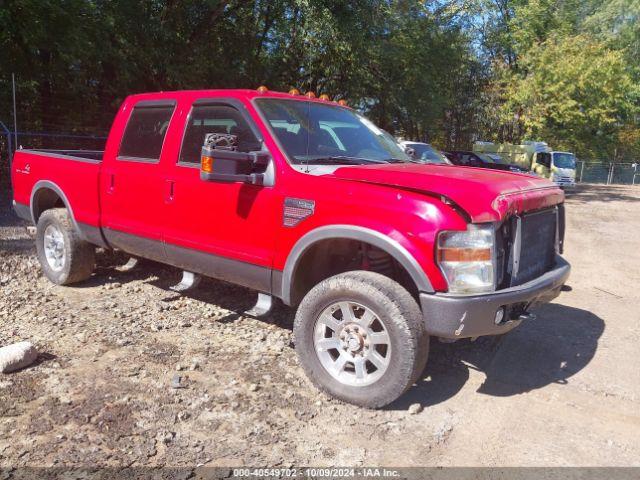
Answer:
[12,73,18,150]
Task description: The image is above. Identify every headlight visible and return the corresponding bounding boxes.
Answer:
[437,224,495,294]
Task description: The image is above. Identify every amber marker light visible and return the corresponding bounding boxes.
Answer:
[337,99,348,106]
[289,88,300,95]
[257,85,269,93]
[305,91,316,98]
[319,94,330,101]
[201,155,214,173]
[437,247,492,263]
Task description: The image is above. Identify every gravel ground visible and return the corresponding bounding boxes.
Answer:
[1,183,639,467]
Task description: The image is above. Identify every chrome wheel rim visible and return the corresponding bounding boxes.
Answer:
[43,224,66,272]
[313,301,391,387]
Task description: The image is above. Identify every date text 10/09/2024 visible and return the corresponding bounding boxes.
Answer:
[232,468,401,478]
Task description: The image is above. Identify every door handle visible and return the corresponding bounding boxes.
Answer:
[108,174,115,194]
[166,180,175,202]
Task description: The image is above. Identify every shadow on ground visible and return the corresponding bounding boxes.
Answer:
[390,303,604,410]
[0,185,33,253]
[83,253,296,330]
[64,251,607,410]
[85,258,604,411]
[0,237,33,252]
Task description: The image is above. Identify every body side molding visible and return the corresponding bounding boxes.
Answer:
[279,225,434,305]
[104,228,272,294]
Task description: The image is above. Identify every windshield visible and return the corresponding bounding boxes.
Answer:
[255,98,411,164]
[553,152,576,169]
[476,153,496,164]
[485,153,508,165]
[408,143,450,164]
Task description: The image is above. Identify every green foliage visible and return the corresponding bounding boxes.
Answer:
[502,34,638,158]
[581,0,640,81]
[0,0,638,161]
[476,0,639,161]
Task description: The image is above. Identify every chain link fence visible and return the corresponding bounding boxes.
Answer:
[2,121,639,188]
[575,161,640,185]
[1,126,107,190]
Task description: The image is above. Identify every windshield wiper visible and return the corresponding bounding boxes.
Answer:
[380,157,412,164]
[300,156,390,165]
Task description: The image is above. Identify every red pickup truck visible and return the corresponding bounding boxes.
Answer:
[11,88,570,407]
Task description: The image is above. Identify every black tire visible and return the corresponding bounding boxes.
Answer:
[293,271,429,408]
[35,208,95,285]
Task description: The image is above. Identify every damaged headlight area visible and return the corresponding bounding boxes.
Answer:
[437,224,495,294]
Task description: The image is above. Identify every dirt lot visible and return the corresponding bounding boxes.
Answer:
[1,183,639,468]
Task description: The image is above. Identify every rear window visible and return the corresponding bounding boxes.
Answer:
[118,104,175,161]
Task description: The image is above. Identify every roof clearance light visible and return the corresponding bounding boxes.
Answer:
[319,94,330,101]
[289,88,300,95]
[305,91,316,99]
[338,99,348,106]
[257,85,269,93]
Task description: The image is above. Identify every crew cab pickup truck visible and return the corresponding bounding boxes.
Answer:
[11,88,570,408]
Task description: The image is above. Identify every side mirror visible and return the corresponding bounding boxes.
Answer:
[200,133,270,185]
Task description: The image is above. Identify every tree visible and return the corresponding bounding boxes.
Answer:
[501,34,638,159]
[1,0,638,170]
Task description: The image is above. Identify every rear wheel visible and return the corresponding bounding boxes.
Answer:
[36,208,95,285]
[293,271,429,408]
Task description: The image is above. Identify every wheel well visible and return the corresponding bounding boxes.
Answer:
[32,188,66,223]
[289,238,419,306]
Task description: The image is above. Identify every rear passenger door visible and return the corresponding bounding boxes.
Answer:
[101,99,176,261]
[162,99,280,293]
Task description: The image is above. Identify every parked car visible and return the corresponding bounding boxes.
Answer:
[474,141,576,187]
[400,141,452,165]
[11,87,570,408]
[445,150,528,173]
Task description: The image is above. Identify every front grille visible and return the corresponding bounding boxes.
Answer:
[554,175,574,185]
[497,207,559,288]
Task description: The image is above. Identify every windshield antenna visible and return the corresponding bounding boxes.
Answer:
[304,100,310,173]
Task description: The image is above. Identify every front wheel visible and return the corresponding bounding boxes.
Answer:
[293,271,429,408]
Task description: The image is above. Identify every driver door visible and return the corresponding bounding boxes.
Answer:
[162,98,280,292]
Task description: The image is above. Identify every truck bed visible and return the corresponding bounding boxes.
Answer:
[11,149,104,237]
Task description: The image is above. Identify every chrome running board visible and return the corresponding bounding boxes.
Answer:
[244,292,273,317]
[170,271,201,292]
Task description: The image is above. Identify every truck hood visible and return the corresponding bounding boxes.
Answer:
[332,163,564,223]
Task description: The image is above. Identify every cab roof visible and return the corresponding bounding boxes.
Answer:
[123,89,350,108]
